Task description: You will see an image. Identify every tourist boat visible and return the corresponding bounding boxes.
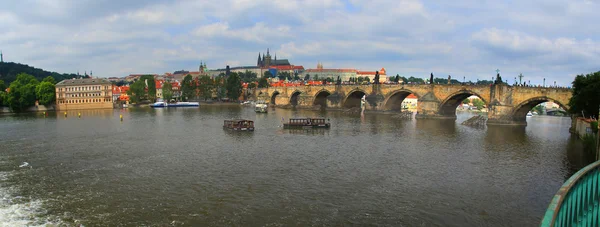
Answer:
[527,111,533,117]
[150,101,199,108]
[283,118,330,129]
[223,119,255,131]
[255,101,268,113]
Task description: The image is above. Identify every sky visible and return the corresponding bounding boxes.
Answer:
[1,0,599,86]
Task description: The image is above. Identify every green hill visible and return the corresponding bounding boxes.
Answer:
[0,62,87,84]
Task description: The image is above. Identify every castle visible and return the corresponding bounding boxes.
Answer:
[256,48,290,68]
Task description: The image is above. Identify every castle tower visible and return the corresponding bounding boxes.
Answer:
[257,53,262,67]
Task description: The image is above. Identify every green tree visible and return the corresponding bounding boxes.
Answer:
[472,98,485,110]
[239,70,258,82]
[0,92,6,107]
[532,104,544,115]
[258,77,269,88]
[294,73,300,81]
[139,75,156,102]
[264,71,273,78]
[36,81,55,105]
[569,71,600,118]
[248,82,257,89]
[0,80,6,91]
[198,75,214,101]
[162,81,173,102]
[304,74,310,80]
[394,75,400,83]
[42,76,56,84]
[127,80,145,103]
[357,76,364,83]
[225,72,242,101]
[181,74,196,101]
[462,99,470,104]
[214,75,226,99]
[313,75,320,81]
[7,73,39,112]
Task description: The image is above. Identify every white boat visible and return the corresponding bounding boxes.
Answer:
[255,101,268,113]
[527,112,533,117]
[150,101,199,108]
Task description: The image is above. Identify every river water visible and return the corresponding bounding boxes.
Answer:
[0,106,594,226]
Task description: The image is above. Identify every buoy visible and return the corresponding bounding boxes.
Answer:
[78,112,81,118]
[119,114,123,121]
[64,112,67,117]
[43,112,46,117]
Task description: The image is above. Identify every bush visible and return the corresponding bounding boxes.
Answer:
[591,121,598,134]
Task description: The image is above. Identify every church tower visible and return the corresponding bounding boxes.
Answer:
[199,61,203,73]
[264,48,271,67]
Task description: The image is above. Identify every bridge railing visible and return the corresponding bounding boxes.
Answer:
[541,160,600,227]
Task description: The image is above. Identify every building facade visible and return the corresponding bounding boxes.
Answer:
[55,78,113,110]
[304,63,387,83]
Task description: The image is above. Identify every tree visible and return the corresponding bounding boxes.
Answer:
[294,73,300,81]
[36,81,55,105]
[394,75,400,83]
[462,99,470,104]
[532,104,544,115]
[313,75,320,81]
[127,80,145,103]
[472,98,485,110]
[0,80,5,91]
[264,71,273,78]
[136,75,156,102]
[162,81,173,102]
[357,76,364,83]
[569,71,600,118]
[6,73,39,112]
[225,72,242,101]
[198,75,214,101]
[304,74,310,80]
[42,76,56,85]
[181,74,196,100]
[248,83,257,89]
[239,70,258,83]
[258,77,270,88]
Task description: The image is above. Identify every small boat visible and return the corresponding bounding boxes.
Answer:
[223,119,255,131]
[255,101,268,113]
[283,118,330,129]
[527,111,533,117]
[150,101,199,108]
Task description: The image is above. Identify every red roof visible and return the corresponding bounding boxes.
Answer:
[406,94,417,99]
[112,85,130,94]
[155,80,181,89]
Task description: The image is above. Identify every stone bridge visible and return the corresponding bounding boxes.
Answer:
[250,84,572,125]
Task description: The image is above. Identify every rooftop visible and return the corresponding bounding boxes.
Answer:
[56,78,111,86]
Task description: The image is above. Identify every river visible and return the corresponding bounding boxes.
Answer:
[0,106,594,226]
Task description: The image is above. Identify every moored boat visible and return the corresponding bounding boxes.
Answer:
[150,101,199,108]
[527,111,533,117]
[255,101,268,113]
[223,119,255,131]
[283,118,330,129]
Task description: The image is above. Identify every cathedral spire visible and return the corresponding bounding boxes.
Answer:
[257,53,261,66]
[267,48,270,56]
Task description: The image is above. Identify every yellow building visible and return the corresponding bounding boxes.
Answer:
[55,78,113,110]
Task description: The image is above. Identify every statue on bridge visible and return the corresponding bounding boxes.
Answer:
[447,75,451,84]
[374,71,380,84]
[361,95,366,112]
[430,73,434,84]
[495,73,503,85]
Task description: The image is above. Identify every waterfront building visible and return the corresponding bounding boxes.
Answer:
[155,80,181,101]
[111,85,130,103]
[401,94,418,110]
[55,78,113,110]
[304,63,387,83]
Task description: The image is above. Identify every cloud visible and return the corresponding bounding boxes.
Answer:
[0,0,598,87]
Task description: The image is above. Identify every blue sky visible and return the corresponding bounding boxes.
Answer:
[0,0,599,86]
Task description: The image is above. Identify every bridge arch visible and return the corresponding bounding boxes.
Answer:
[270,91,280,105]
[512,96,569,121]
[343,88,367,108]
[439,90,489,116]
[289,90,302,107]
[313,89,332,109]
[382,89,420,111]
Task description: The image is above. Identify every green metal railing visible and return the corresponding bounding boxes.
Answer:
[541,160,600,227]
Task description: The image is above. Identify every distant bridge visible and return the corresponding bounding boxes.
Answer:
[251,84,572,125]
